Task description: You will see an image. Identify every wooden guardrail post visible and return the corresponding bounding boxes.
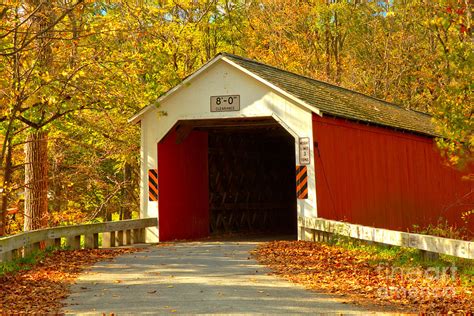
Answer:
[85,233,99,249]
[125,230,132,245]
[8,249,19,261]
[24,241,41,256]
[421,250,440,261]
[117,230,124,246]
[66,235,81,249]
[102,231,116,248]
[45,238,61,248]
[0,247,12,262]
[132,228,145,244]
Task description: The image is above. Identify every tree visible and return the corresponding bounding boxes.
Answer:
[0,0,150,232]
[427,0,472,167]
[0,0,247,234]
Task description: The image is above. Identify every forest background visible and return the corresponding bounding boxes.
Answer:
[0,0,472,236]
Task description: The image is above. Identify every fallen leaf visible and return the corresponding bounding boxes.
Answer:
[0,247,149,313]
[253,241,473,313]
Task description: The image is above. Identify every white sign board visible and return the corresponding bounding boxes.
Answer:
[299,137,310,165]
[210,95,240,112]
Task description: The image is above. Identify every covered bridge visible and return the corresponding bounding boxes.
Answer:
[129,53,473,242]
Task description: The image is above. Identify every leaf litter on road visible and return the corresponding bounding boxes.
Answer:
[253,241,473,313]
[0,248,142,313]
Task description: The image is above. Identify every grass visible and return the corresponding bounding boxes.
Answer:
[328,235,474,288]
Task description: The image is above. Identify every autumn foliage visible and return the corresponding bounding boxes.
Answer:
[254,241,473,313]
[1,0,472,236]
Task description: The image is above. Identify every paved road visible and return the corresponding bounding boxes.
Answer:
[63,240,386,315]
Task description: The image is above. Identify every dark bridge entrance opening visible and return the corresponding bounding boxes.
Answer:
[207,123,296,237]
[158,118,297,241]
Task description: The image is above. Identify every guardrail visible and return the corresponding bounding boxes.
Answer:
[298,216,473,259]
[0,218,158,263]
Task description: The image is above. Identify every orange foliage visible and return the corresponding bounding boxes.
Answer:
[0,248,143,313]
[254,241,473,313]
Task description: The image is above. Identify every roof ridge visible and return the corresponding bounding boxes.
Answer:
[131,51,435,137]
[221,52,432,118]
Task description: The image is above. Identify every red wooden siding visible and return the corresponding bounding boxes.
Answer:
[312,114,473,235]
[157,130,209,241]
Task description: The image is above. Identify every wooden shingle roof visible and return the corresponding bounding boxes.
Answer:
[223,53,436,137]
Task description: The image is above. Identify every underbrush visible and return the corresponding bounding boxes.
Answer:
[411,217,472,241]
[328,235,474,288]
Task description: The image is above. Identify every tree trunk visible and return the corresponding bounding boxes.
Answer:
[0,142,13,236]
[51,152,62,217]
[24,131,49,231]
[121,163,132,220]
[325,13,331,80]
[333,11,342,84]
